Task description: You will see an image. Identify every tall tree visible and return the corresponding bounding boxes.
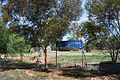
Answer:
[57,0,82,40]
[68,21,108,51]
[39,17,68,69]
[58,0,82,21]
[2,0,82,45]
[2,0,56,46]
[85,0,120,62]
[86,0,120,41]
[2,0,82,69]
[81,21,108,51]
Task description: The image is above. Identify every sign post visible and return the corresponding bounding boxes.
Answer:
[56,45,58,66]
[82,48,85,67]
[56,40,84,67]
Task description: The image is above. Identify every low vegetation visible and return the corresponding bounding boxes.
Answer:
[0,51,119,80]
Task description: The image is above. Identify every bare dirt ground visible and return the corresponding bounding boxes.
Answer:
[24,69,118,80]
[0,51,119,80]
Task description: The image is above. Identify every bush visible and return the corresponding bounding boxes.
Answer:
[0,19,9,54]
[7,34,30,54]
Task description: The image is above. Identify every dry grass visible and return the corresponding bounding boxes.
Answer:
[0,51,119,80]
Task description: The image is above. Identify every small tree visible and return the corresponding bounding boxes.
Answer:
[0,18,30,61]
[39,17,68,69]
[106,36,120,62]
[7,34,30,61]
[0,18,8,57]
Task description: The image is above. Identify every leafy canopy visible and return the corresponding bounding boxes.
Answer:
[85,0,120,41]
[85,0,120,62]
[0,18,8,53]
[7,33,30,54]
[2,0,82,47]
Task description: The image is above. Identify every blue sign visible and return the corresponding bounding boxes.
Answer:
[57,40,83,48]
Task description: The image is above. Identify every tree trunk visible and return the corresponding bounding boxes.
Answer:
[110,50,118,63]
[115,50,119,62]
[20,54,23,62]
[44,46,48,70]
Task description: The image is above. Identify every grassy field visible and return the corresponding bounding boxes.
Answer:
[49,51,117,67]
[0,51,120,80]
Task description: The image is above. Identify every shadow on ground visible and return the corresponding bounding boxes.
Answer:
[0,59,120,80]
[60,61,120,79]
[0,59,56,72]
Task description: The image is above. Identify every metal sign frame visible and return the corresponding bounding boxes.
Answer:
[57,40,83,48]
[56,40,85,67]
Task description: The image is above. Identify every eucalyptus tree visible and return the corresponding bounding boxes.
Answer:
[81,21,108,51]
[40,17,68,68]
[2,0,82,45]
[60,0,83,40]
[86,0,120,62]
[2,0,56,45]
[58,0,82,21]
[66,21,108,51]
[2,0,82,69]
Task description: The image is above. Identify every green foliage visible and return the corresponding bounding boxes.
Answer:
[0,18,30,55]
[38,17,69,69]
[2,0,55,22]
[2,0,57,47]
[85,0,120,61]
[42,17,68,45]
[0,18,8,54]
[0,31,8,53]
[2,0,82,68]
[7,34,30,54]
[2,0,82,47]
[67,36,74,40]
[85,0,120,41]
[61,0,82,21]
[69,22,82,40]
[104,36,120,62]
[81,21,107,40]
[73,21,108,51]
[106,36,120,50]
